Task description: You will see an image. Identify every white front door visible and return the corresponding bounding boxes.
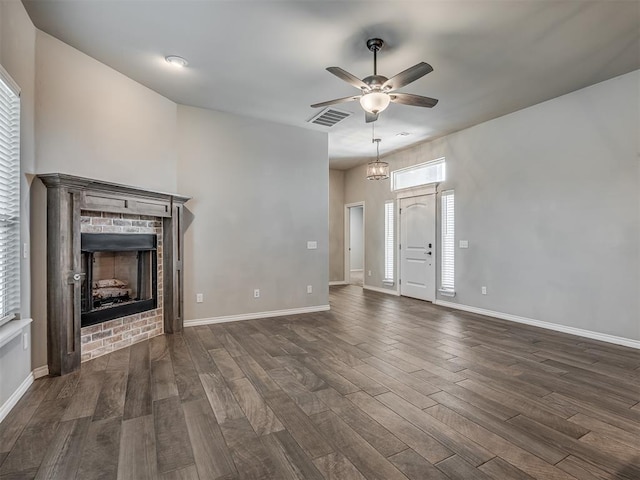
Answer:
[400,195,436,302]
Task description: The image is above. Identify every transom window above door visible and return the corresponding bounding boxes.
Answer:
[391,158,445,191]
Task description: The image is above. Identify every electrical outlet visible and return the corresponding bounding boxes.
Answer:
[307,285,313,294]
[368,270,372,277]
[481,286,487,295]
[196,293,203,303]
[23,332,28,350]
[23,243,28,259]
[254,289,260,298]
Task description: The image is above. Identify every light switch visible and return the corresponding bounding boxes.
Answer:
[307,241,318,250]
[459,240,469,249]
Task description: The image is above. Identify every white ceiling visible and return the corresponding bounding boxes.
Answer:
[23,1,640,170]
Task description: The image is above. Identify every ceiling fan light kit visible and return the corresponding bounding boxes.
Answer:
[360,91,390,114]
[311,38,438,123]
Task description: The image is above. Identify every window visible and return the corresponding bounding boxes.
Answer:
[440,190,455,294]
[391,158,445,191]
[0,66,21,327]
[384,201,394,284]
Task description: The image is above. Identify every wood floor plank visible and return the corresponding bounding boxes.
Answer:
[209,348,245,382]
[61,371,104,421]
[310,410,409,480]
[228,377,284,436]
[260,430,325,480]
[387,448,450,480]
[199,373,245,425]
[34,416,91,480]
[159,464,200,480]
[345,391,452,464]
[167,334,207,403]
[153,396,195,474]
[263,389,334,459]
[429,390,569,465]
[182,398,236,480]
[315,388,407,458]
[92,370,127,422]
[312,452,367,480]
[425,404,576,480]
[354,364,437,409]
[219,417,279,479]
[150,335,179,401]
[376,391,494,466]
[0,378,52,452]
[75,417,121,480]
[267,367,329,416]
[478,456,536,480]
[122,341,151,420]
[117,415,158,480]
[234,354,281,394]
[435,454,493,480]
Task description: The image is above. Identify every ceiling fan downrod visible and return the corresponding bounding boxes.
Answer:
[366,38,384,76]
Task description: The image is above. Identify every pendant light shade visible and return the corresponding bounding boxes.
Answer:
[366,138,389,180]
[359,91,391,114]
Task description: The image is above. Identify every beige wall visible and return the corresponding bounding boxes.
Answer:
[329,169,344,282]
[0,0,36,407]
[34,31,178,192]
[343,71,640,341]
[177,105,329,320]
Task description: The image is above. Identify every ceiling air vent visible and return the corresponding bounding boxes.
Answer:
[308,108,352,127]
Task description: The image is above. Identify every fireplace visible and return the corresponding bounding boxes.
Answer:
[81,233,158,327]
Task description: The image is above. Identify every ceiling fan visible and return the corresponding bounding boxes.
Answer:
[311,38,438,123]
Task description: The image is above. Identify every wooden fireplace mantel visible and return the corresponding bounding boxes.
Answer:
[38,173,190,376]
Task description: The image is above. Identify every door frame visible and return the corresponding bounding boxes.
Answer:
[344,202,365,285]
[398,192,437,302]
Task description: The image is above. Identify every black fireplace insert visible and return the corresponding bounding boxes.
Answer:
[81,233,158,327]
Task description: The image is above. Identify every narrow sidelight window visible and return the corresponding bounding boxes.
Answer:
[384,201,394,283]
[440,190,455,293]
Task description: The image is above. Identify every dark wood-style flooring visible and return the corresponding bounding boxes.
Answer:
[1,285,639,479]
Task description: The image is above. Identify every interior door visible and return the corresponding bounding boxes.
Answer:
[400,195,436,302]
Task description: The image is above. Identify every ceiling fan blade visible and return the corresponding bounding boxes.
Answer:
[365,111,379,123]
[310,95,360,108]
[389,92,438,108]
[327,67,369,90]
[382,62,433,91]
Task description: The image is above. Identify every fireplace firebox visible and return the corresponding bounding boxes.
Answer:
[81,233,157,327]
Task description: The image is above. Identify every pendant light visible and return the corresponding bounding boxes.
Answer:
[366,124,389,180]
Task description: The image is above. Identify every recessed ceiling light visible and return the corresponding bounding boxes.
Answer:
[396,132,411,137]
[165,55,188,68]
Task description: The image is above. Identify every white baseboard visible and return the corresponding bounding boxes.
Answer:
[0,373,33,423]
[184,305,331,327]
[363,285,400,296]
[434,300,640,350]
[329,281,347,286]
[33,365,49,379]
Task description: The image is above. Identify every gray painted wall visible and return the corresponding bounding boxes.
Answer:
[0,0,36,408]
[177,105,329,320]
[329,169,344,282]
[349,206,364,271]
[343,70,639,341]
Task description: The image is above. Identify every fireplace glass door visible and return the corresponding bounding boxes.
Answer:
[81,233,157,327]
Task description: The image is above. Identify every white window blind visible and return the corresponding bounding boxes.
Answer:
[384,201,394,283]
[0,67,21,327]
[391,158,445,191]
[441,190,455,292]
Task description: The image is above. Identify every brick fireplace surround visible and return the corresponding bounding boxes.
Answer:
[79,211,164,362]
[38,174,189,376]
